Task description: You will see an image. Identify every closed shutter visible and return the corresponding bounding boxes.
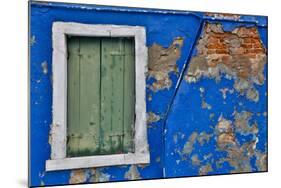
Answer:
[66,36,135,157]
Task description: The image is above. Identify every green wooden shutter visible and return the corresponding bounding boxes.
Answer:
[66,36,135,157]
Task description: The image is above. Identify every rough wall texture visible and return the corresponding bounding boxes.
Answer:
[164,22,267,177]
[30,2,267,187]
[205,12,241,20]
[185,23,266,102]
[148,37,184,91]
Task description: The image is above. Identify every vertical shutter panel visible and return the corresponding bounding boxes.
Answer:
[108,38,125,154]
[78,37,101,156]
[123,38,135,153]
[100,38,114,154]
[67,37,81,157]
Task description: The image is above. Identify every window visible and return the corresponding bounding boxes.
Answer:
[46,22,149,171]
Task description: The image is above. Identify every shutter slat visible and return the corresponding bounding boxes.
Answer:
[110,38,125,154]
[123,38,135,153]
[78,37,101,156]
[67,37,81,157]
[100,38,114,154]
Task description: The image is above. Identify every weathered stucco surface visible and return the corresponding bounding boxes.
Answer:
[148,38,184,91]
[185,23,266,102]
[164,22,267,177]
[69,168,111,184]
[124,165,141,180]
[215,112,266,172]
[30,2,267,186]
[205,12,241,20]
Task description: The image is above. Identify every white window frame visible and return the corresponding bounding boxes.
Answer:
[46,22,149,171]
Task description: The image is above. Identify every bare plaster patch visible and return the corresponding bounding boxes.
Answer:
[148,38,184,91]
[125,165,141,180]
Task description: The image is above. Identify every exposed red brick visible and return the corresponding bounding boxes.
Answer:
[243,38,252,43]
[244,53,257,58]
[207,49,216,55]
[254,48,265,53]
[221,55,231,63]
[208,36,219,43]
[241,43,252,48]
[216,49,229,54]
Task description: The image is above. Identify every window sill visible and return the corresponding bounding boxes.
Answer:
[46,152,150,171]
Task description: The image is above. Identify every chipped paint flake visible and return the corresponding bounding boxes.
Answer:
[199,86,212,110]
[148,38,184,91]
[69,168,111,184]
[41,61,48,74]
[30,35,36,46]
[209,113,215,120]
[156,156,161,163]
[148,94,153,101]
[182,132,198,156]
[201,100,212,110]
[69,169,87,184]
[255,151,268,171]
[191,154,201,166]
[216,116,236,147]
[199,164,213,175]
[90,169,111,182]
[197,131,212,146]
[205,12,241,20]
[125,165,141,180]
[233,111,258,136]
[147,112,161,124]
[220,88,234,99]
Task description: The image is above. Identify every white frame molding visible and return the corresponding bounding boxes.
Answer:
[46,22,149,171]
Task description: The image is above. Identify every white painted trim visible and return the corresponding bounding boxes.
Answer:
[47,22,149,171]
[46,153,149,171]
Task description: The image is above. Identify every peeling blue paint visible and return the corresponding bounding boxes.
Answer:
[30,1,267,187]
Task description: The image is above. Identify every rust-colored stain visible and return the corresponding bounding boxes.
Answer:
[148,37,184,91]
[185,23,267,102]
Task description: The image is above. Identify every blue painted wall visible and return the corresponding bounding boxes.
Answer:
[30,1,267,187]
